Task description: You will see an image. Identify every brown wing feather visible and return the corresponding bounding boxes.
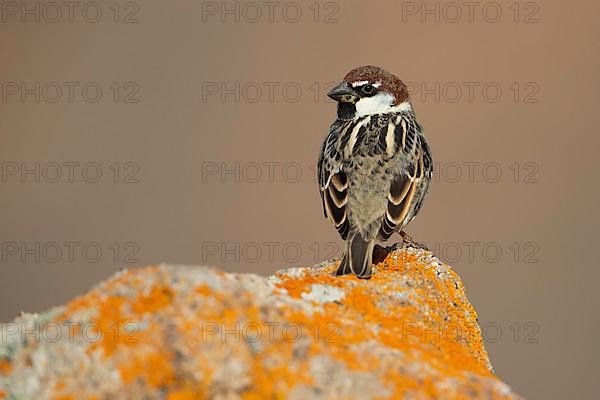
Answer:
[321,171,350,240]
[318,120,352,240]
[378,147,425,240]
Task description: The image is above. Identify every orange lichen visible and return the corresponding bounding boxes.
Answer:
[195,284,213,296]
[87,295,127,356]
[274,267,345,298]
[241,353,314,400]
[52,396,75,400]
[131,285,174,314]
[167,388,206,400]
[272,250,494,387]
[0,359,11,375]
[53,381,67,393]
[70,282,173,358]
[119,351,176,388]
[199,250,482,393]
[56,267,162,321]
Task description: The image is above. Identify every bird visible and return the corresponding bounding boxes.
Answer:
[317,65,433,279]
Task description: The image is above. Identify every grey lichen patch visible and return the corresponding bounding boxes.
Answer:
[300,355,390,400]
[301,284,345,303]
[1,310,62,357]
[277,266,306,279]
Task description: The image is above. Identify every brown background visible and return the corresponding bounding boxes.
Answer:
[1,0,598,398]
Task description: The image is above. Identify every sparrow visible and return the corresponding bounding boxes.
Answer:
[317,66,433,279]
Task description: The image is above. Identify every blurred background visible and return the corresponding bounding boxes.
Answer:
[1,0,598,398]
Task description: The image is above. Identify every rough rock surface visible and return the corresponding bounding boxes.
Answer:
[0,248,521,399]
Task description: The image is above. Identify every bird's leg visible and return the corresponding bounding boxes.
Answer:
[400,231,429,251]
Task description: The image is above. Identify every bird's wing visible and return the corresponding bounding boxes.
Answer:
[409,133,433,219]
[378,120,428,241]
[318,122,350,240]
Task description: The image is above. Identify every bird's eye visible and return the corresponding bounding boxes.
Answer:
[361,84,375,95]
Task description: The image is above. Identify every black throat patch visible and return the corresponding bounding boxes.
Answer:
[337,102,356,120]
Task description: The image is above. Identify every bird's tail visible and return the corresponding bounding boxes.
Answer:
[336,232,375,279]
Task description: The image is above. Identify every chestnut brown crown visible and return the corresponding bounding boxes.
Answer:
[341,65,409,106]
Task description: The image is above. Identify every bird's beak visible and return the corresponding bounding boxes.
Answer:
[327,82,357,103]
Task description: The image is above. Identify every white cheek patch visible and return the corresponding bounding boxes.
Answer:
[355,92,395,117]
[355,92,394,117]
[355,92,412,118]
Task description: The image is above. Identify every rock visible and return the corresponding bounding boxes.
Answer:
[0,248,522,399]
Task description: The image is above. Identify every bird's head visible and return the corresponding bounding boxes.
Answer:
[328,65,411,120]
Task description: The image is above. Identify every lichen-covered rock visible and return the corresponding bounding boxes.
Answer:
[0,248,521,399]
